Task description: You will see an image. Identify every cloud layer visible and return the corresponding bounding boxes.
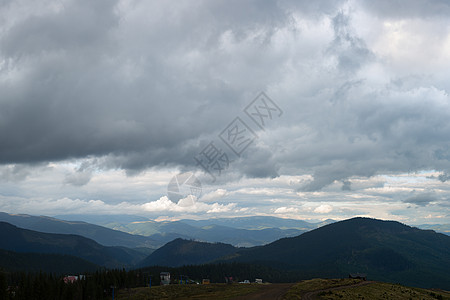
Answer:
[0,0,449,223]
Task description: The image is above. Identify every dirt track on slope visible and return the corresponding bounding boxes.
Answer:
[301,280,374,300]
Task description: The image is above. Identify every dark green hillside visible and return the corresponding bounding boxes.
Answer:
[227,217,450,289]
[0,222,146,268]
[140,238,238,267]
[0,249,98,273]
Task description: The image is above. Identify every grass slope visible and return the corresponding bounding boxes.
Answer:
[115,279,450,300]
[284,278,450,300]
[116,283,263,300]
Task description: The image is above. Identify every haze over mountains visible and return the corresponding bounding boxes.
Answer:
[28,213,334,247]
[1,212,448,250]
[54,213,450,237]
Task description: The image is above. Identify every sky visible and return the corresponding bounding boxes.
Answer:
[1,0,450,225]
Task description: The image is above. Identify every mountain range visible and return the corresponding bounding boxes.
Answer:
[0,212,330,270]
[1,212,449,289]
[1,212,319,248]
[53,214,333,247]
[227,218,450,288]
[141,217,450,289]
[0,212,156,249]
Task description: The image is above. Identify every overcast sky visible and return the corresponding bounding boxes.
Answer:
[1,0,450,224]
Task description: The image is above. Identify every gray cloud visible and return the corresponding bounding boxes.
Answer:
[341,180,351,191]
[359,0,450,18]
[327,11,374,74]
[64,171,92,187]
[403,193,437,206]
[427,173,450,182]
[0,164,31,182]
[0,0,291,171]
[1,0,450,194]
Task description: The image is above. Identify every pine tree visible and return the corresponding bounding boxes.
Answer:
[0,272,8,300]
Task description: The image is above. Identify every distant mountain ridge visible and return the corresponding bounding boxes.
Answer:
[0,212,156,248]
[2,212,317,248]
[56,214,332,247]
[418,223,450,236]
[180,216,335,230]
[53,213,450,237]
[135,222,306,247]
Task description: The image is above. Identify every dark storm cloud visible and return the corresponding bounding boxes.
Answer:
[1,0,450,191]
[0,0,296,172]
[238,146,280,179]
[1,0,117,58]
[0,1,224,166]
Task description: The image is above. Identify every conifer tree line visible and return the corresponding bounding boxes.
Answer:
[0,269,153,300]
[0,263,294,299]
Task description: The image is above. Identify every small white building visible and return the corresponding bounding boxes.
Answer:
[160,272,171,285]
